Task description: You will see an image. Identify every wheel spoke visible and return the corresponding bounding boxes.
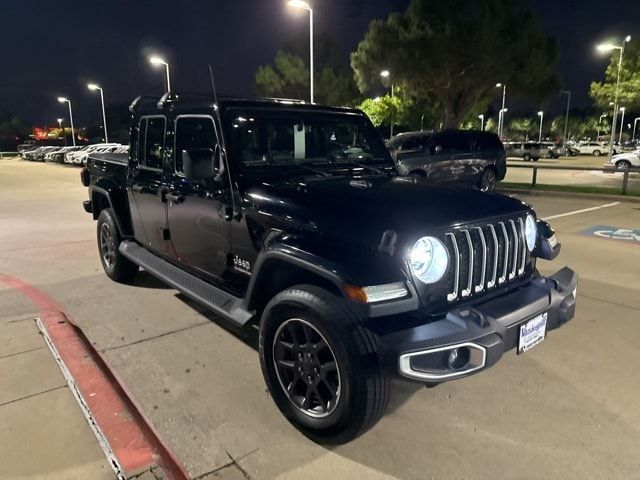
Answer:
[276,339,295,351]
[301,324,314,345]
[276,359,295,370]
[301,387,313,409]
[321,361,337,374]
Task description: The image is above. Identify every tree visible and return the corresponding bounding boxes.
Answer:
[255,35,360,106]
[0,111,30,148]
[358,86,443,133]
[351,0,560,128]
[590,39,640,111]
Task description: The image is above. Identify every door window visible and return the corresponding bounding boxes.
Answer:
[174,116,218,174]
[141,117,166,170]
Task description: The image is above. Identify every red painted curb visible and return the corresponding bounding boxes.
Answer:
[0,274,190,480]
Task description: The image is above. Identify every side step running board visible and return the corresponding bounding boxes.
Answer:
[119,241,254,326]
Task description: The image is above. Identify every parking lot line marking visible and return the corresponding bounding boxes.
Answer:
[542,202,620,221]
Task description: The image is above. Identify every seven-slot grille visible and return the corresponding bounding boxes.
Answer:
[443,217,528,303]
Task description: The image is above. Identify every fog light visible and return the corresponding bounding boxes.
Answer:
[447,347,470,370]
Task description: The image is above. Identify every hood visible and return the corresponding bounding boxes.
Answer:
[242,174,531,250]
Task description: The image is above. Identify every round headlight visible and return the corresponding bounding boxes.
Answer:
[525,214,537,251]
[409,236,448,284]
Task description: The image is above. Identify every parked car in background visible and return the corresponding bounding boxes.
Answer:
[387,130,506,191]
[65,144,125,165]
[24,146,59,161]
[574,142,608,156]
[504,141,541,161]
[45,146,82,163]
[540,142,560,159]
[608,150,640,170]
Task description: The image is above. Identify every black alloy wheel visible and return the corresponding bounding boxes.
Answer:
[273,318,340,418]
[96,208,138,282]
[99,222,115,270]
[616,160,631,171]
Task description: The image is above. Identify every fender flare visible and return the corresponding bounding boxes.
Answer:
[91,185,133,238]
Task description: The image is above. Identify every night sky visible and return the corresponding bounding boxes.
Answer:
[1,0,638,127]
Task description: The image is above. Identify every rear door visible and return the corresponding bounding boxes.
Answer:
[426,131,464,182]
[128,116,170,255]
[166,114,231,280]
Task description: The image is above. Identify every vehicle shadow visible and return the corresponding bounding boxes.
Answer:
[173,292,424,414]
[127,270,173,290]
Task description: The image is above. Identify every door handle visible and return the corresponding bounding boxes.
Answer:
[166,192,185,204]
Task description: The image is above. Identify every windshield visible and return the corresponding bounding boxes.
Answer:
[223,109,393,171]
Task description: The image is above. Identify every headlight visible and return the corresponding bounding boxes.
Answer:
[525,214,537,251]
[409,236,448,284]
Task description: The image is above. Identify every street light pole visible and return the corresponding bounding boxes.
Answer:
[57,97,76,147]
[478,114,484,131]
[87,83,109,143]
[597,35,631,161]
[57,118,66,146]
[496,83,507,138]
[537,111,544,143]
[149,56,171,92]
[561,90,571,144]
[597,113,607,141]
[619,107,626,144]
[287,0,314,103]
[633,117,640,143]
[380,70,394,137]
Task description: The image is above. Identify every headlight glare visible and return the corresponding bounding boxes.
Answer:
[525,214,537,251]
[409,236,448,284]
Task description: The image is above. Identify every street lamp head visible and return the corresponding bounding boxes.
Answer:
[620,107,626,112]
[287,0,311,11]
[380,70,390,78]
[624,35,631,43]
[87,83,100,91]
[537,111,543,116]
[478,114,484,119]
[149,56,167,67]
[596,43,620,53]
[501,108,508,113]
[495,83,502,88]
[57,97,68,103]
[57,118,63,123]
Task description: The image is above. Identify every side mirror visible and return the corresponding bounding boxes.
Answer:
[183,148,214,181]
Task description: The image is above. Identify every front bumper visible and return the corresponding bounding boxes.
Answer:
[377,267,577,383]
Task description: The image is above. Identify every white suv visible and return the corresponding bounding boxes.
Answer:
[64,144,123,165]
[609,150,640,170]
[574,142,608,156]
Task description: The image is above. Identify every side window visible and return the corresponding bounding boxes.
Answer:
[174,116,218,174]
[142,117,166,170]
[400,136,422,151]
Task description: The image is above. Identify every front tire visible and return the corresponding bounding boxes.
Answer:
[523,153,531,162]
[593,149,601,156]
[259,285,389,444]
[616,160,631,171]
[97,208,138,282]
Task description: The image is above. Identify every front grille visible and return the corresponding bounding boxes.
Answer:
[443,217,528,303]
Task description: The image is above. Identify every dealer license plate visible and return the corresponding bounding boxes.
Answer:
[517,312,548,354]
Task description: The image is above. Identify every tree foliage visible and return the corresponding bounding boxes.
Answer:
[255,35,360,106]
[590,39,640,110]
[358,86,443,132]
[351,0,560,128]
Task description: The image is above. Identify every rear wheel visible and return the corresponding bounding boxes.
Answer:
[523,153,531,162]
[593,149,601,156]
[259,285,389,444]
[478,168,497,192]
[97,208,138,282]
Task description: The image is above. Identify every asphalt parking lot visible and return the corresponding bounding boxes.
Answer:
[1,157,640,479]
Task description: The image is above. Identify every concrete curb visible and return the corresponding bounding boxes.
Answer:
[498,188,640,204]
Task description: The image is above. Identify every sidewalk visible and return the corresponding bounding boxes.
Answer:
[0,312,114,480]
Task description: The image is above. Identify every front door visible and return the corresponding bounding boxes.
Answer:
[128,116,170,255]
[166,115,231,279]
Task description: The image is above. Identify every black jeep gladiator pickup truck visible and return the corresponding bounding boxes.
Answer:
[81,93,577,444]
